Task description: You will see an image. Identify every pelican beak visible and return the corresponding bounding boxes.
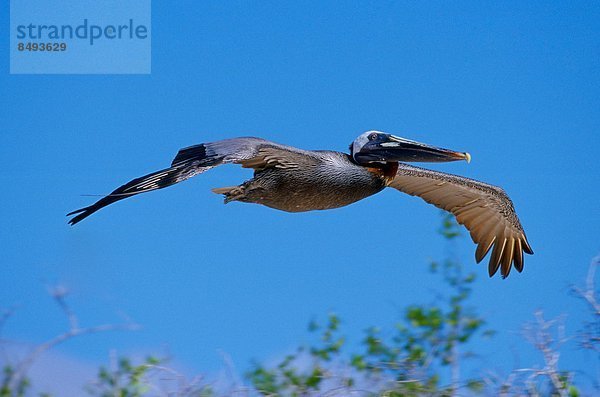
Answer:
[355,134,471,163]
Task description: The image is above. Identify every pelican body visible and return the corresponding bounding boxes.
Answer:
[68,131,533,278]
[214,150,391,212]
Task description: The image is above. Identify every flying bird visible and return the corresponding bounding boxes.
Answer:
[68,131,533,278]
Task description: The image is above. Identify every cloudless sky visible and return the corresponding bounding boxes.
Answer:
[1,1,599,395]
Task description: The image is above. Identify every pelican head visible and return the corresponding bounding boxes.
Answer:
[351,131,471,164]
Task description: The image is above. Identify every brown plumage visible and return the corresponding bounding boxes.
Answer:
[68,132,533,278]
[388,163,533,277]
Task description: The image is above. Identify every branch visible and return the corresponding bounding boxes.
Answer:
[523,310,570,397]
[571,254,600,352]
[7,285,139,391]
[48,284,79,330]
[572,255,600,315]
[0,305,20,368]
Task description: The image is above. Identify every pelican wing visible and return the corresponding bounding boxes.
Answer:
[388,163,533,278]
[67,137,312,225]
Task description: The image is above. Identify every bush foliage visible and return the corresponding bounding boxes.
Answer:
[1,215,597,396]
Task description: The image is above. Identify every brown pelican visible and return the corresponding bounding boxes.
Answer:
[68,131,533,278]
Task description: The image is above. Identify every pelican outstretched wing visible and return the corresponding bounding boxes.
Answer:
[388,163,533,278]
[67,137,312,225]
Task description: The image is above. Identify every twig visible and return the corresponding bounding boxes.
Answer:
[0,305,18,337]
[7,285,139,392]
[572,255,600,315]
[523,311,569,397]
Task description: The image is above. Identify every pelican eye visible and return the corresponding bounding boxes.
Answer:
[368,133,378,141]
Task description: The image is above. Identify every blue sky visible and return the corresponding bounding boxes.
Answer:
[1,1,599,394]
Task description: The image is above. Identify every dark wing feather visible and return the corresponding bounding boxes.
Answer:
[67,165,203,225]
[387,163,533,278]
[68,137,310,225]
